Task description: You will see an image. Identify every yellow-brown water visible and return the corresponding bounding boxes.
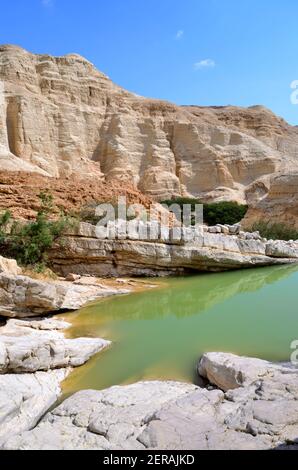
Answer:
[62,265,298,397]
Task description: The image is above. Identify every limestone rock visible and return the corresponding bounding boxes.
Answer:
[0,318,110,373]
[198,352,289,391]
[243,173,298,230]
[216,224,229,235]
[4,353,298,450]
[47,222,297,277]
[227,224,241,235]
[265,240,298,259]
[1,45,298,204]
[209,226,222,234]
[0,272,130,317]
[0,369,69,446]
[0,315,111,446]
[0,255,22,275]
[1,382,196,450]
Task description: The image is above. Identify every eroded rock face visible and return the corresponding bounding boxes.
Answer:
[3,354,298,450]
[244,173,298,230]
[1,45,298,203]
[0,318,110,373]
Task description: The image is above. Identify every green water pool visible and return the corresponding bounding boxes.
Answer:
[62,264,298,396]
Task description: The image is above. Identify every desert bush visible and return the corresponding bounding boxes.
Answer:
[203,202,248,225]
[0,192,73,267]
[161,198,248,225]
[250,221,298,241]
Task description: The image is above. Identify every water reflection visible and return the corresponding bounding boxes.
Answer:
[62,264,298,395]
[70,264,298,323]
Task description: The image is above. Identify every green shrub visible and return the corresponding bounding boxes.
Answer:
[8,214,70,266]
[203,202,248,225]
[0,192,73,267]
[250,221,298,241]
[160,198,248,226]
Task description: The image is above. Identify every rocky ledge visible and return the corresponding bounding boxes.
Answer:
[0,317,110,445]
[48,222,298,277]
[0,317,110,373]
[1,352,297,450]
[0,255,120,446]
[0,255,130,318]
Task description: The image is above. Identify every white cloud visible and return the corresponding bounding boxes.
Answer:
[194,59,216,70]
[176,30,184,40]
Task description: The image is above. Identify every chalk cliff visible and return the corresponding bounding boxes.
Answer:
[1,44,298,205]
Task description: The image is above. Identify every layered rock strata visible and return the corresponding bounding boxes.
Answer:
[0,270,129,318]
[48,222,298,277]
[243,173,298,230]
[1,45,298,204]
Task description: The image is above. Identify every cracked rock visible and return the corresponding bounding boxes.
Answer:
[3,354,298,450]
[0,318,110,373]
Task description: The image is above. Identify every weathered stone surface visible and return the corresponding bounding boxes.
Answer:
[0,314,112,447]
[0,368,69,446]
[4,354,298,450]
[1,45,298,205]
[0,272,130,317]
[0,318,110,373]
[215,224,229,235]
[1,382,196,450]
[198,352,290,391]
[0,255,22,275]
[265,240,298,259]
[244,174,298,230]
[47,222,297,277]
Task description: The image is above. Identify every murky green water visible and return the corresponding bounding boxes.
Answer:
[62,265,298,396]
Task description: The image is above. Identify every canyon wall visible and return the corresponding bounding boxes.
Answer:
[1,44,298,206]
[243,173,298,229]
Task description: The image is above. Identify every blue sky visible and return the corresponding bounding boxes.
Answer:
[1,0,298,124]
